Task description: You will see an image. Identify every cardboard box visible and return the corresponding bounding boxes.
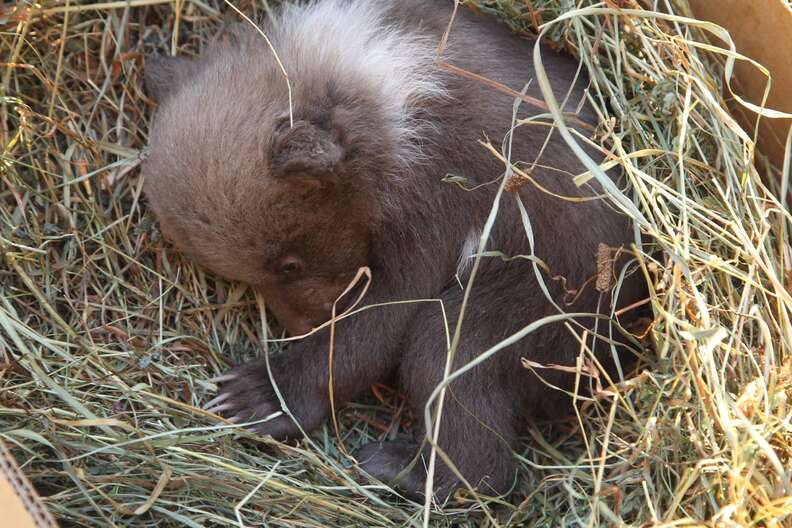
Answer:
[688,0,792,170]
[0,440,57,528]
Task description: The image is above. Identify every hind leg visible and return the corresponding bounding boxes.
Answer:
[357,384,519,500]
[357,286,521,500]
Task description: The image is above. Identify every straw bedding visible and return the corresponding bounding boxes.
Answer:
[1,0,790,526]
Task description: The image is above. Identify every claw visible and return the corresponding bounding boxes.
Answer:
[206,402,233,414]
[209,373,237,384]
[228,414,244,424]
[204,392,230,410]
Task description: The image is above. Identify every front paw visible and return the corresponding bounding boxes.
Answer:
[206,356,325,440]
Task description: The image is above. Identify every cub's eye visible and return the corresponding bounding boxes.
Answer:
[278,258,302,276]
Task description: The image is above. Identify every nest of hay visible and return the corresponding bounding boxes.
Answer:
[1,0,790,526]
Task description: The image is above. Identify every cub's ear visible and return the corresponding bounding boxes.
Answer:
[269,119,344,180]
[144,55,199,103]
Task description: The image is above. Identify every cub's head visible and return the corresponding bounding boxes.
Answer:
[141,38,399,335]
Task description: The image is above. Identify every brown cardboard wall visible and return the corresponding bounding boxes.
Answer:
[687,0,792,170]
[0,440,57,528]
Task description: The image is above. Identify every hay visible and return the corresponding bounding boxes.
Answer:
[1,0,790,526]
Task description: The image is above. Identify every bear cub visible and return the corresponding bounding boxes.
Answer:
[142,0,645,500]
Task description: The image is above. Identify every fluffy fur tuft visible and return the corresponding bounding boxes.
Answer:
[272,0,449,166]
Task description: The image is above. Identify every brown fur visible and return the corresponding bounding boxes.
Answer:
[142,0,646,500]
